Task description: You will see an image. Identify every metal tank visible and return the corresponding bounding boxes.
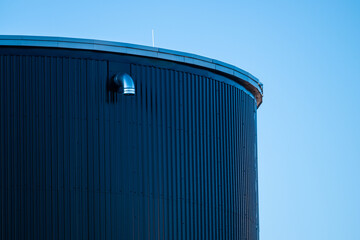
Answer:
[0,35,263,240]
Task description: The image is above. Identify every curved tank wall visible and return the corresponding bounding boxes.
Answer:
[0,36,262,240]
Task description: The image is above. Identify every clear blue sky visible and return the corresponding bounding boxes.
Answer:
[1,0,360,239]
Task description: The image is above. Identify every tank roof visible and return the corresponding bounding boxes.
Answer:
[0,35,263,107]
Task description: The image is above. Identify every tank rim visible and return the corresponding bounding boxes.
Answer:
[0,35,263,107]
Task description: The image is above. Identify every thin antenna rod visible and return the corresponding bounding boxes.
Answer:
[152,29,155,47]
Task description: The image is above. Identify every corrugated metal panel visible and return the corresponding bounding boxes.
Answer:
[0,51,259,239]
[0,35,263,107]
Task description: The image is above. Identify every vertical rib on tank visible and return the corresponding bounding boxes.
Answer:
[0,36,262,240]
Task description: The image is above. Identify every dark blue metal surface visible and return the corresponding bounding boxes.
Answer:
[0,45,260,240]
[0,35,263,107]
